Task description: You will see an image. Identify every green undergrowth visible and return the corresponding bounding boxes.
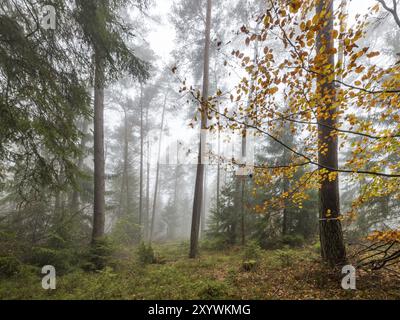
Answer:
[0,242,399,300]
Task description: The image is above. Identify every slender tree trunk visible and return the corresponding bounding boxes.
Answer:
[123,108,130,214]
[216,125,221,216]
[189,0,212,258]
[145,107,150,241]
[139,84,144,236]
[316,0,346,267]
[200,164,207,237]
[240,179,246,245]
[149,91,168,243]
[214,68,221,218]
[171,149,180,240]
[118,107,130,218]
[173,149,179,213]
[239,116,247,246]
[238,23,259,245]
[92,52,106,243]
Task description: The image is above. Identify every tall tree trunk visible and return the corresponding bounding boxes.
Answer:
[145,107,150,241]
[316,0,346,267]
[118,107,130,218]
[149,91,168,243]
[215,69,221,219]
[123,108,130,214]
[200,165,207,237]
[240,179,246,245]
[92,52,105,243]
[240,118,247,246]
[139,84,144,237]
[173,146,180,213]
[238,23,259,245]
[189,0,212,258]
[216,125,221,216]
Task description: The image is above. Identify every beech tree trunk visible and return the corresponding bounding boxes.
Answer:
[316,0,347,267]
[189,0,212,258]
[92,52,106,243]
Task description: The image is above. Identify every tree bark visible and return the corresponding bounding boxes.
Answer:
[316,0,347,267]
[92,52,106,243]
[189,0,212,258]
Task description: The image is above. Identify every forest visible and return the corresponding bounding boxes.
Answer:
[1,0,400,300]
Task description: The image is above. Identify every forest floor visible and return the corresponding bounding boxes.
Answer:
[1,242,399,300]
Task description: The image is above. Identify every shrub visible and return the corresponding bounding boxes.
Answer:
[200,237,230,251]
[84,238,115,271]
[28,246,76,274]
[110,216,141,245]
[197,280,227,299]
[242,240,262,261]
[280,234,305,247]
[241,241,262,271]
[275,248,295,267]
[137,242,155,265]
[0,256,22,277]
[259,234,306,250]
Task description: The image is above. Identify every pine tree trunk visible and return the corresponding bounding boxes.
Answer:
[149,91,168,243]
[189,0,212,258]
[123,108,130,214]
[92,52,105,243]
[216,126,221,216]
[240,179,246,245]
[316,0,346,267]
[200,165,207,238]
[145,107,150,241]
[118,108,129,218]
[139,84,144,236]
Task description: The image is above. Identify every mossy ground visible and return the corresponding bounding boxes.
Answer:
[1,242,399,300]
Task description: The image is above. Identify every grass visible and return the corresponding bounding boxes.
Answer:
[0,242,399,300]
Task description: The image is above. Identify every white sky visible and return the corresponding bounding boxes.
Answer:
[147,0,176,65]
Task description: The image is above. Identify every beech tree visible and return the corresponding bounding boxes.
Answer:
[194,0,400,267]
